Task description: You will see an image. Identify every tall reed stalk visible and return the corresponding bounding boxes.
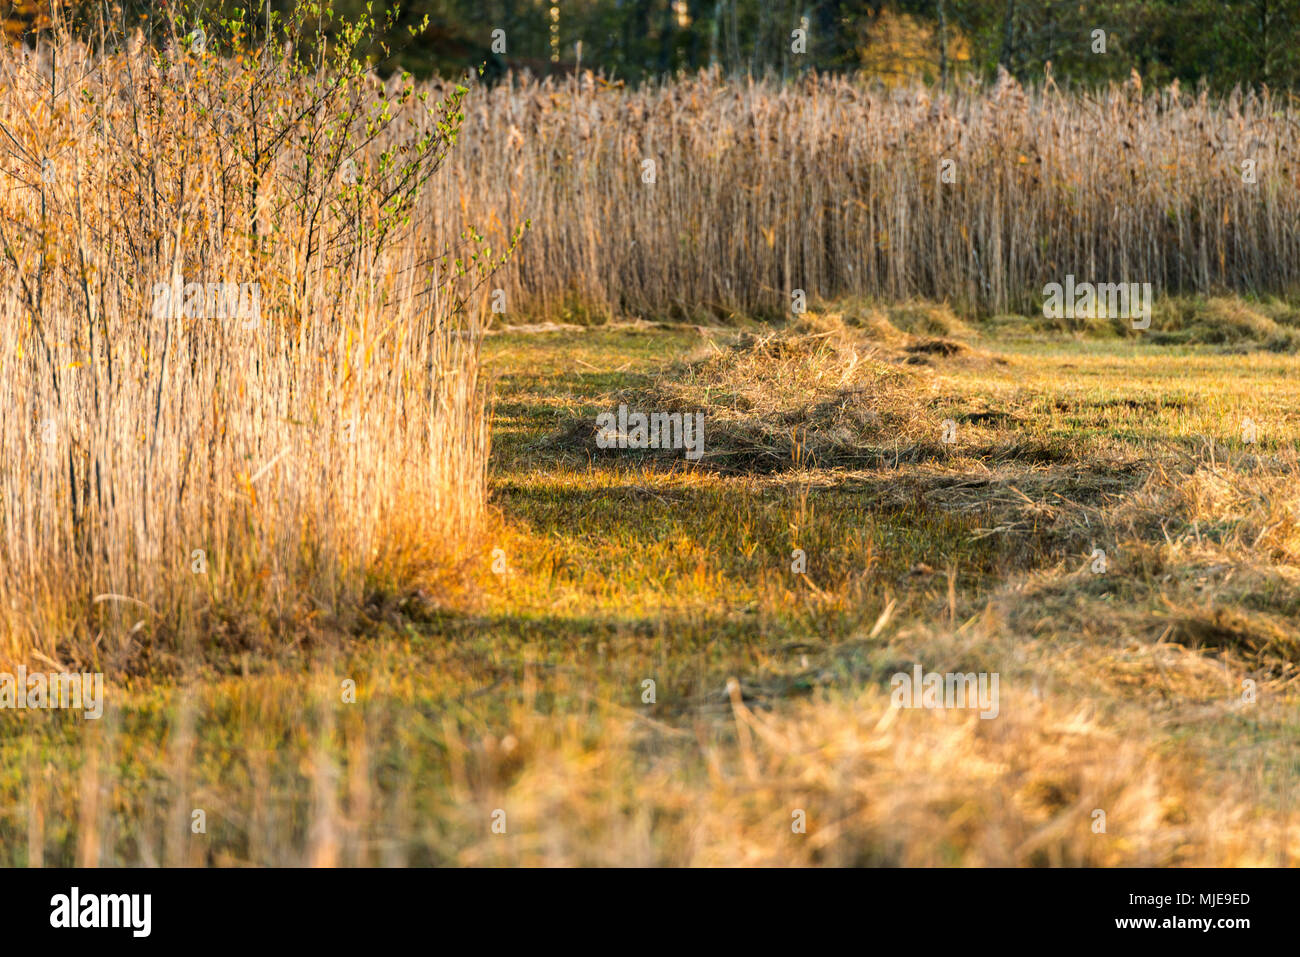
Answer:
[0,7,494,670]
[442,69,1300,319]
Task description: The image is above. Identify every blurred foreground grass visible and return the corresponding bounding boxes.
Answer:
[3,299,1298,866]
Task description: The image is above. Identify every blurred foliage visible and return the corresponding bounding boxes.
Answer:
[5,1,1300,91]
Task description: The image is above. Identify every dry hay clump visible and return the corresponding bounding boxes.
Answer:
[825,300,998,366]
[447,680,1290,866]
[1148,297,1300,351]
[999,457,1300,672]
[602,319,939,471]
[875,301,976,341]
[1115,459,1300,568]
[563,310,1010,472]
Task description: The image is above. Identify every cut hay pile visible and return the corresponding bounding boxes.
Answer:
[999,456,1300,674]
[574,319,943,471]
[1149,298,1300,352]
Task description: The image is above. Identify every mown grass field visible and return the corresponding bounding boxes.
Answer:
[3,298,1296,866]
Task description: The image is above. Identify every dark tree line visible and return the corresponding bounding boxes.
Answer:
[33,1,1300,90]
[400,0,1300,90]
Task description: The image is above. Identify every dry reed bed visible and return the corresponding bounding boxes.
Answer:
[441,70,1300,320]
[0,34,489,671]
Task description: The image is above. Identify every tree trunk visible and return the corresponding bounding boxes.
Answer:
[1000,0,1016,76]
[937,0,949,89]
